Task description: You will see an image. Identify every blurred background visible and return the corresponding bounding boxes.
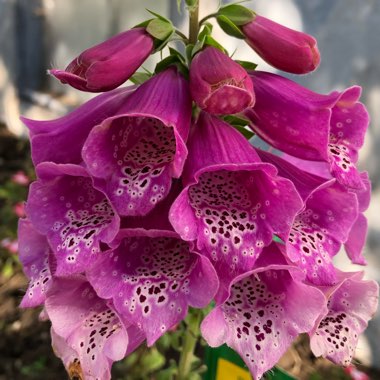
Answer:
[0,0,379,379]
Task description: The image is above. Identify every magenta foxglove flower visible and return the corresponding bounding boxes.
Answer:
[189,46,255,115]
[169,112,302,296]
[18,219,54,307]
[245,72,369,190]
[201,243,326,380]
[82,67,191,217]
[86,227,218,346]
[21,86,135,165]
[50,28,153,92]
[45,277,144,380]
[280,153,371,266]
[257,150,359,285]
[310,271,379,366]
[25,163,119,276]
[241,15,320,74]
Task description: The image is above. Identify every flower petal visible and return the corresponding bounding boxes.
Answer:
[82,67,191,216]
[22,86,135,165]
[87,229,218,346]
[201,243,326,380]
[18,219,54,307]
[310,272,379,366]
[45,277,133,380]
[26,163,119,276]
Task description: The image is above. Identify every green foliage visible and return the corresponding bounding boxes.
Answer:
[218,4,255,26]
[216,15,246,39]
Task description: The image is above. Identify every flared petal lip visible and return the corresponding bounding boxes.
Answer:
[185,161,279,187]
[217,260,307,305]
[309,270,379,336]
[87,111,188,178]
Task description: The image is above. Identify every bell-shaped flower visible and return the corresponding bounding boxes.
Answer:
[309,271,379,366]
[86,225,218,346]
[169,112,302,296]
[201,243,326,380]
[257,150,359,285]
[279,153,371,266]
[18,218,54,307]
[50,28,153,92]
[21,86,135,166]
[82,67,192,216]
[25,162,120,276]
[245,72,369,190]
[189,46,255,115]
[45,276,144,380]
[241,14,320,74]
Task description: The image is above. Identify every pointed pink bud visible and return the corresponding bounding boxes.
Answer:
[50,28,154,92]
[242,15,320,74]
[190,46,255,115]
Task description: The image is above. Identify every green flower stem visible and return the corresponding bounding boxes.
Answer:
[189,0,200,44]
[177,309,202,380]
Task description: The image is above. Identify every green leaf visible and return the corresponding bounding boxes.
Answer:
[146,18,174,41]
[129,71,152,85]
[216,15,245,39]
[155,55,181,73]
[235,59,258,70]
[218,4,255,26]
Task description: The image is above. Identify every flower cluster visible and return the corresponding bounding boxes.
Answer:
[18,4,378,380]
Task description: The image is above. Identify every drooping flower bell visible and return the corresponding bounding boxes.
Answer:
[170,112,302,296]
[201,243,326,380]
[241,14,320,74]
[87,227,218,346]
[21,86,135,165]
[25,162,120,276]
[309,270,378,366]
[257,149,359,285]
[50,28,154,92]
[245,71,369,190]
[82,66,192,217]
[189,46,255,115]
[45,276,144,380]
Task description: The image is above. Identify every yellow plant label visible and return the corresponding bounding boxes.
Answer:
[216,358,252,380]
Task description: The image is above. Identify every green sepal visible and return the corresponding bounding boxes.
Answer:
[146,9,171,23]
[146,18,174,41]
[168,47,187,64]
[235,59,258,70]
[223,115,254,139]
[216,15,246,39]
[197,22,213,41]
[185,44,195,63]
[129,71,152,85]
[218,4,255,26]
[154,55,189,79]
[204,35,227,53]
[133,18,153,28]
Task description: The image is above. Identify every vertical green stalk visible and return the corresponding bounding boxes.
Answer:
[188,0,200,44]
[177,309,202,380]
